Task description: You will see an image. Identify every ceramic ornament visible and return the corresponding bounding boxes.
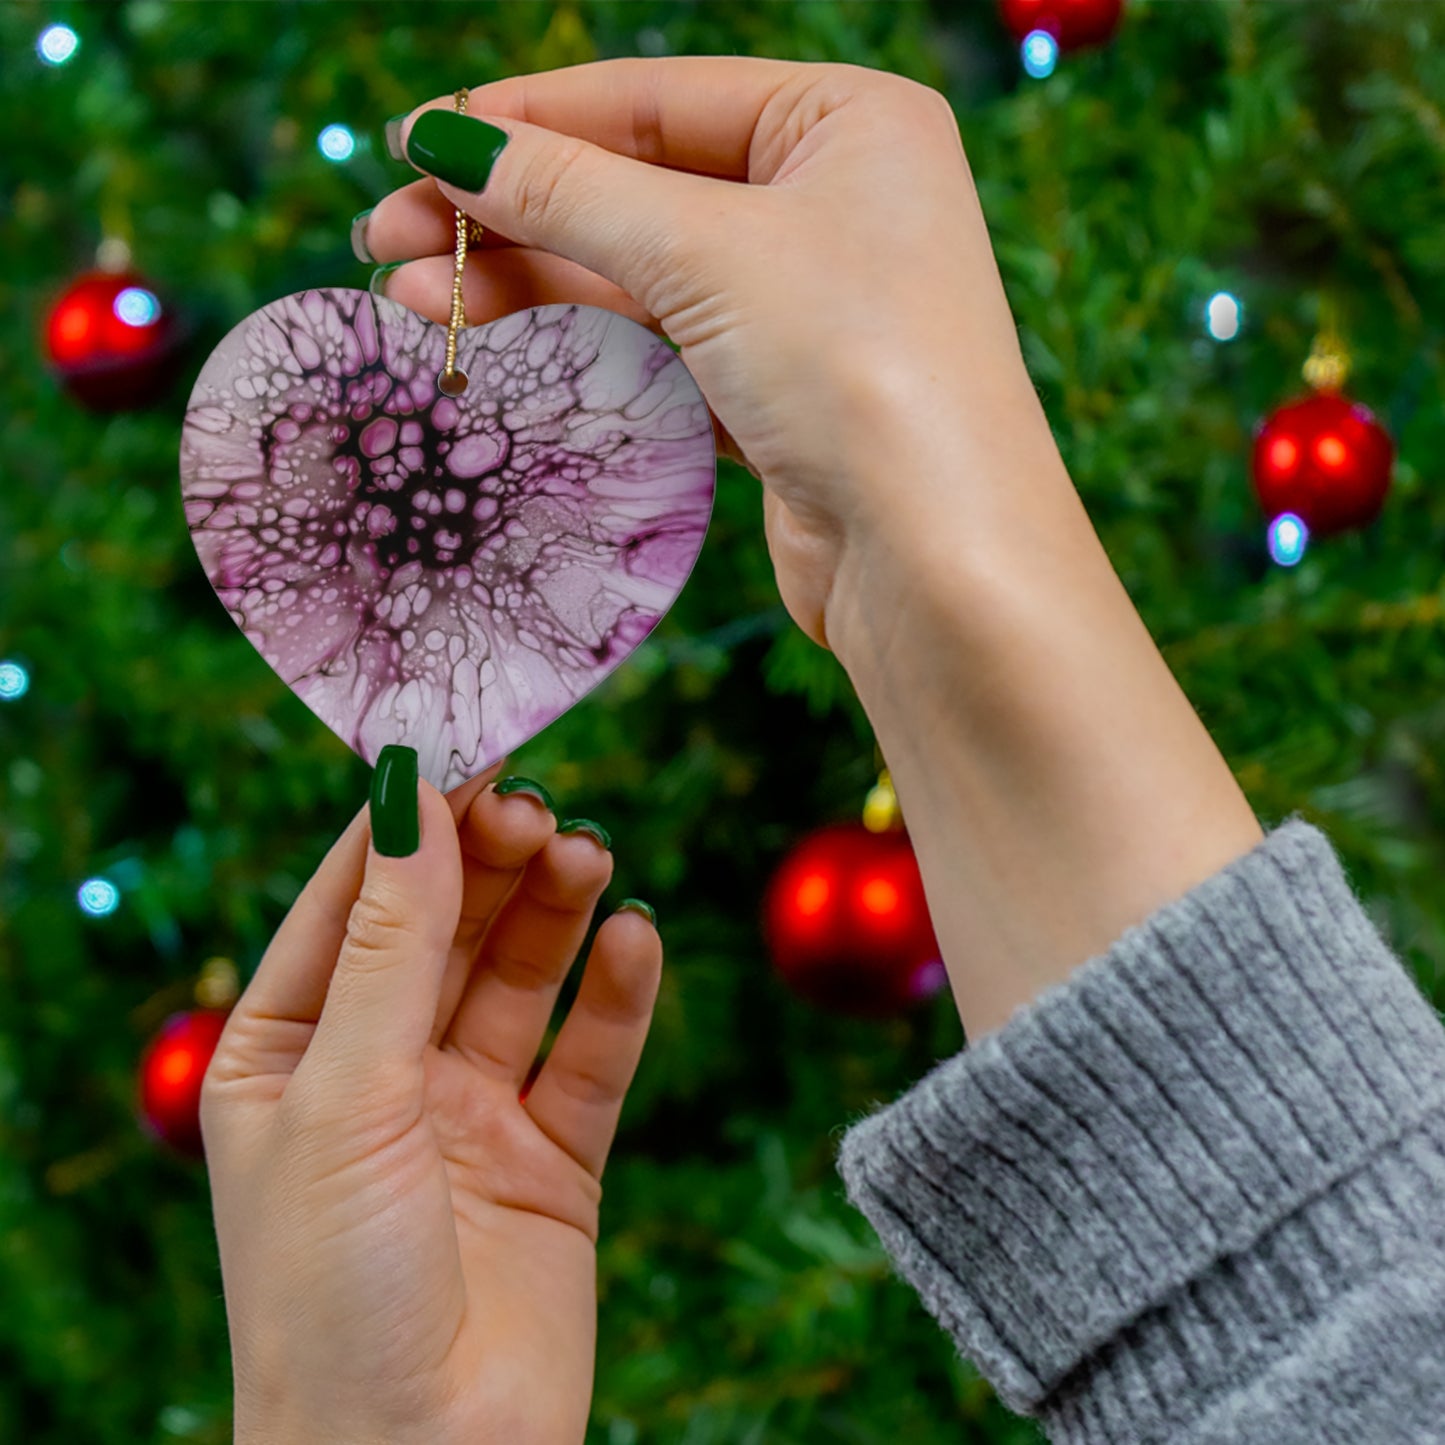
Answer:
[180,289,715,791]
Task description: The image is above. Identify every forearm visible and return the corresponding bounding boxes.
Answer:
[825,380,1263,1040]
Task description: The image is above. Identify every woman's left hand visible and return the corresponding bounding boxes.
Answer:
[201,756,662,1445]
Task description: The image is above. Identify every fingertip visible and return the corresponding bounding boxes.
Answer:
[593,906,666,1005]
[459,775,558,871]
[384,111,411,163]
[369,744,420,858]
[357,767,464,944]
[613,898,658,930]
[599,902,665,977]
[525,820,614,906]
[365,751,458,860]
[371,254,480,327]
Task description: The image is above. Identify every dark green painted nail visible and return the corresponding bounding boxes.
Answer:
[370,745,419,857]
[405,109,510,192]
[616,898,656,926]
[384,113,409,162]
[350,208,375,264]
[494,775,555,812]
[369,261,405,299]
[558,818,612,851]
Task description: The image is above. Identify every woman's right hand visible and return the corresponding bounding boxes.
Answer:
[359,57,1063,656]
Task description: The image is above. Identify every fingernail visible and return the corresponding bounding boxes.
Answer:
[558,818,612,851]
[404,110,510,192]
[616,898,656,926]
[384,113,409,162]
[350,208,375,264]
[369,261,405,299]
[370,745,419,857]
[493,775,555,812]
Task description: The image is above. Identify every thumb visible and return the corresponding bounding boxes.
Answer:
[397,105,733,318]
[305,745,463,1088]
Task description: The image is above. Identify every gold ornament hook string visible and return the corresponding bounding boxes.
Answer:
[440,88,484,395]
[1303,292,1350,393]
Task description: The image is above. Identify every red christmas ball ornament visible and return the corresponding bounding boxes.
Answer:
[1251,392,1394,537]
[763,821,946,1018]
[137,1009,230,1157]
[44,268,183,410]
[998,0,1125,50]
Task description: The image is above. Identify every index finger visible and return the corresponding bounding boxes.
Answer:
[422,55,811,182]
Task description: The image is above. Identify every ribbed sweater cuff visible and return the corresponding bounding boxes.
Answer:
[834,818,1445,1428]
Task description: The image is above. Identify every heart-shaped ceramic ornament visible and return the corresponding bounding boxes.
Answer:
[180,289,715,791]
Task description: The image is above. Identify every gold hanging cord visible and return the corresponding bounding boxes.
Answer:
[440,88,487,396]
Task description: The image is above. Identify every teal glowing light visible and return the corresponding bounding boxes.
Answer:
[114,287,161,327]
[78,878,121,917]
[38,24,79,65]
[1268,512,1309,567]
[1022,30,1059,79]
[0,661,29,700]
[318,124,356,162]
[1206,291,1242,342]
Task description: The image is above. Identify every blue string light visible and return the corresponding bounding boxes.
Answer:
[1022,30,1059,79]
[1268,512,1309,567]
[78,878,121,917]
[318,124,356,162]
[114,287,162,327]
[0,661,28,700]
[37,24,79,66]
[1205,291,1243,342]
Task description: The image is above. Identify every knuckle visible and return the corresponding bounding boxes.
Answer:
[514,135,590,231]
[552,1058,619,1110]
[821,61,929,108]
[341,892,409,965]
[198,1056,231,1110]
[629,78,667,167]
[894,74,959,131]
[487,940,558,992]
[196,1017,249,1107]
[819,60,884,93]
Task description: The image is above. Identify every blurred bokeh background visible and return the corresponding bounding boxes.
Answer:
[3,2,1444,1441]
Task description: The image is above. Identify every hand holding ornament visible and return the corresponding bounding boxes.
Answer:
[363,56,1052,659]
[203,753,660,1445]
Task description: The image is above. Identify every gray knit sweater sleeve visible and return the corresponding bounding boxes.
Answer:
[834,818,1445,1443]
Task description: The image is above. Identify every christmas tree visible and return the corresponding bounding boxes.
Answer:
[3,3,1444,1442]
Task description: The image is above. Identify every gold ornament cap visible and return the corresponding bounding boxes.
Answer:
[863,768,902,832]
[1302,332,1350,393]
[195,956,240,1010]
[1303,297,1350,392]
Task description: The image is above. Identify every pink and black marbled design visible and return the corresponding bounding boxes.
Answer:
[180,289,715,791]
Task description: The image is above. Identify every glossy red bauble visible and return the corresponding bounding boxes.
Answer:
[137,1009,230,1157]
[998,0,1125,49]
[1251,392,1394,537]
[44,269,183,410]
[762,822,946,1018]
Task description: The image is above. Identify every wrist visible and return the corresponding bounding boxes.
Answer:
[822,346,1080,644]
[824,408,1262,1039]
